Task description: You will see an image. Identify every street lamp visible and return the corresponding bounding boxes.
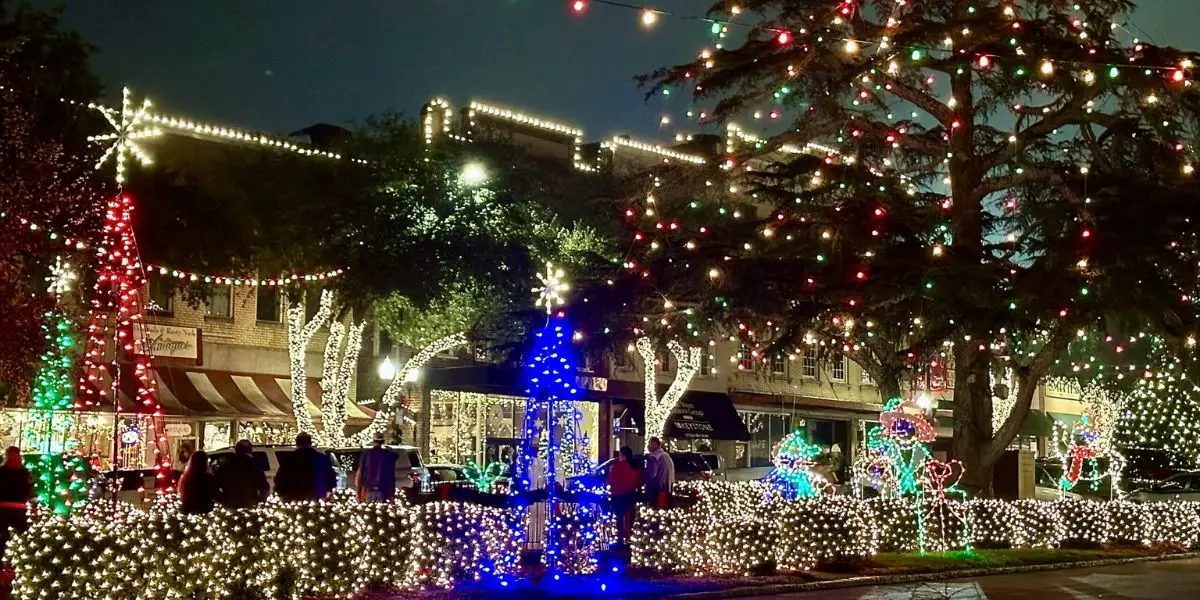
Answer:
[460,162,487,186]
[377,356,396,381]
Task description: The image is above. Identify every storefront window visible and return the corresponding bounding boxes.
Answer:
[739,410,792,467]
[429,390,598,468]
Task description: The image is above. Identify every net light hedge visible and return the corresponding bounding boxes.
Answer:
[9,482,1200,598]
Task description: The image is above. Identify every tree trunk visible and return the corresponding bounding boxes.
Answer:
[952,346,997,497]
[875,373,902,406]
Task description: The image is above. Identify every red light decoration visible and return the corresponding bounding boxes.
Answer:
[571,0,586,14]
[777,31,792,45]
[77,194,171,487]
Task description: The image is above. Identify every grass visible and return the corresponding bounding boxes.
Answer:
[847,546,1168,575]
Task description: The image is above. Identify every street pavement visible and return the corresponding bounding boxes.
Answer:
[729,557,1200,599]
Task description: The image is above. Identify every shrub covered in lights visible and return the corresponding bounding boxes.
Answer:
[8,500,521,600]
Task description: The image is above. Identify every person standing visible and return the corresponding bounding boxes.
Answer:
[644,437,674,509]
[214,440,269,508]
[178,450,215,515]
[606,446,641,546]
[356,434,398,502]
[0,447,33,558]
[274,433,336,502]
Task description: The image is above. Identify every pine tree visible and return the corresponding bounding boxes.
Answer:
[616,0,1200,494]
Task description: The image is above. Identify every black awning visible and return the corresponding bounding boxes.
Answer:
[666,391,751,441]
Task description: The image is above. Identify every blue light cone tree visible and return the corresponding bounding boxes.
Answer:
[512,315,598,573]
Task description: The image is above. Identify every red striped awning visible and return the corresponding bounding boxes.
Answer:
[83,366,375,421]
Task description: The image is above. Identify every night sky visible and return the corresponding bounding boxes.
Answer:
[47,0,1200,144]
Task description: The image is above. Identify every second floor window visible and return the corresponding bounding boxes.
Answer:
[802,353,818,378]
[205,285,232,318]
[657,346,673,375]
[771,355,787,376]
[861,368,875,386]
[700,350,714,376]
[737,344,752,371]
[615,350,634,371]
[256,285,281,322]
[148,277,173,314]
[832,354,847,382]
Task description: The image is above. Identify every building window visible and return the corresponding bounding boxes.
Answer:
[582,354,594,373]
[204,285,232,318]
[657,346,672,375]
[256,285,280,322]
[700,350,714,376]
[614,350,633,371]
[802,353,817,378]
[832,354,846,382]
[861,367,874,386]
[304,288,325,323]
[148,277,173,314]
[771,355,787,376]
[737,344,752,372]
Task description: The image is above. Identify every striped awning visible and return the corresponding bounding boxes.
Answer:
[84,367,375,421]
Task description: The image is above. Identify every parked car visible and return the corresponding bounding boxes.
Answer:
[567,455,645,492]
[671,452,716,482]
[697,451,726,480]
[207,444,427,493]
[1033,463,1082,501]
[87,467,164,507]
[1132,471,1200,502]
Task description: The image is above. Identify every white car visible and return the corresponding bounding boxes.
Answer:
[1132,471,1200,502]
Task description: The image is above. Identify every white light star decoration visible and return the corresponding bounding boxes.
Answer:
[46,256,77,296]
[533,262,570,314]
[88,87,161,185]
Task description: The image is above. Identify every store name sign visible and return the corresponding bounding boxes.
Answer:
[135,324,200,360]
[576,375,608,392]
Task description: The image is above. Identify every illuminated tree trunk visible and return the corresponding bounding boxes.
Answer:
[349,332,467,447]
[318,319,366,448]
[285,289,333,442]
[636,337,700,452]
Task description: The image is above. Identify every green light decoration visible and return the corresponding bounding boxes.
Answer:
[766,429,830,499]
[22,311,89,515]
[463,460,507,492]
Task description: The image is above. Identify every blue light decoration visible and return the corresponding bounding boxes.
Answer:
[511,314,600,574]
[765,429,831,499]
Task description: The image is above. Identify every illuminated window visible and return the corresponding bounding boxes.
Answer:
[832,354,846,382]
[802,354,817,378]
[205,285,232,318]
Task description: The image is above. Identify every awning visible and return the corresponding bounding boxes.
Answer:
[81,366,375,421]
[1019,410,1056,437]
[666,391,751,442]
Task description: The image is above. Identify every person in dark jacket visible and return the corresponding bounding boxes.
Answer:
[273,433,336,502]
[0,446,33,558]
[178,450,216,515]
[215,439,269,508]
[355,433,398,502]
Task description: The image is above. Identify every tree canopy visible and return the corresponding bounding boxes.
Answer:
[578,0,1200,494]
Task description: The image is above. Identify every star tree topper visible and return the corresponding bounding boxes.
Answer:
[533,262,570,314]
[88,87,161,186]
[46,256,76,297]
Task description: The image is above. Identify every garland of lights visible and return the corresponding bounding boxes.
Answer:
[284,289,333,441]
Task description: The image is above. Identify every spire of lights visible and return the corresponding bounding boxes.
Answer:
[46,256,76,297]
[88,87,161,186]
[533,262,570,315]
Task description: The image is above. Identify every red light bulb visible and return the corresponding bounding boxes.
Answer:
[571,0,586,13]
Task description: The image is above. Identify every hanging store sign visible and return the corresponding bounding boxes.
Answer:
[134,324,200,360]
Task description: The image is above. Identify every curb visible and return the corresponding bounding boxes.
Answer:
[664,551,1200,599]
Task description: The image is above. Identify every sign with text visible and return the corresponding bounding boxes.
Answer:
[577,375,608,392]
[134,324,200,360]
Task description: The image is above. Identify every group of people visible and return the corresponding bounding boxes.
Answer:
[605,436,675,545]
[178,431,401,514]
